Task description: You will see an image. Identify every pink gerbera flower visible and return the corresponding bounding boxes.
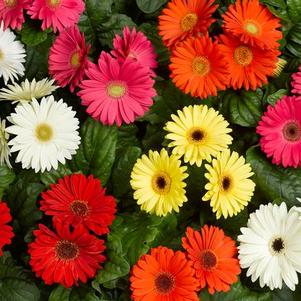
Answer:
[28,0,85,32]
[111,26,157,77]
[49,26,90,92]
[291,66,301,95]
[0,0,31,30]
[78,52,156,126]
[257,95,301,168]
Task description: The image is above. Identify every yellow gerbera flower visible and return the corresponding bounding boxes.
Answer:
[130,148,188,216]
[164,105,232,167]
[203,149,255,219]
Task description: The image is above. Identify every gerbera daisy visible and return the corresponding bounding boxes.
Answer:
[158,0,218,49]
[49,26,90,92]
[170,35,230,99]
[0,119,11,167]
[291,66,301,95]
[130,246,199,301]
[182,226,240,294]
[130,148,188,216]
[78,52,156,126]
[40,174,116,235]
[203,149,255,219]
[238,202,301,290]
[6,96,80,173]
[257,96,301,168]
[219,34,279,90]
[0,78,57,103]
[222,0,282,50]
[0,0,30,30]
[0,23,26,84]
[28,0,85,33]
[0,201,14,255]
[165,105,232,167]
[111,26,157,77]
[28,221,106,287]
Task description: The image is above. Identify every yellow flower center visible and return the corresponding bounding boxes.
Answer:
[70,51,80,68]
[221,175,232,192]
[234,46,253,66]
[282,122,301,142]
[192,56,210,76]
[47,0,60,8]
[180,13,198,32]
[187,127,206,145]
[151,171,171,195]
[35,123,53,142]
[106,82,127,98]
[4,0,17,7]
[244,20,260,35]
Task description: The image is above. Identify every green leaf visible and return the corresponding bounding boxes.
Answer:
[220,90,263,127]
[136,0,168,13]
[111,146,142,197]
[69,118,118,186]
[20,23,48,47]
[266,89,287,105]
[40,164,73,187]
[116,125,140,153]
[287,0,301,23]
[0,165,15,198]
[49,285,99,301]
[286,23,301,57]
[0,253,40,301]
[246,147,301,207]
[199,280,272,301]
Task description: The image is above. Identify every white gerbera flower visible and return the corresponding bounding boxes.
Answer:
[238,202,301,291]
[6,96,81,173]
[296,198,301,219]
[0,23,26,84]
[0,119,11,167]
[0,78,58,103]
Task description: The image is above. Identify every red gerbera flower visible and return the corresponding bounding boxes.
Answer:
[182,226,240,294]
[0,0,31,30]
[49,26,90,92]
[130,246,199,301]
[28,221,106,287]
[40,174,116,235]
[0,201,14,256]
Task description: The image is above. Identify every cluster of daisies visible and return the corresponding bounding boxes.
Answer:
[130,104,255,219]
[159,0,283,99]
[0,174,116,287]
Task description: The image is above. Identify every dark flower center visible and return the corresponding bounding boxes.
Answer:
[154,272,175,294]
[152,172,171,194]
[70,200,89,217]
[282,122,301,142]
[156,176,166,189]
[222,176,231,191]
[271,238,285,253]
[191,130,204,142]
[200,250,217,270]
[55,240,79,260]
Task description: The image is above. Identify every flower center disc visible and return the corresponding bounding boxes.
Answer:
[244,20,260,35]
[221,176,232,191]
[4,0,17,7]
[181,13,198,32]
[234,46,253,66]
[55,240,79,260]
[200,250,217,270]
[70,51,81,68]
[270,237,285,255]
[154,272,175,294]
[192,56,210,76]
[47,0,60,7]
[35,123,53,142]
[282,122,301,142]
[107,82,127,98]
[152,172,171,195]
[187,127,205,145]
[70,200,89,217]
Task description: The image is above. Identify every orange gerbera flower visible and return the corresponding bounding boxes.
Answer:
[222,0,282,50]
[219,34,279,90]
[130,246,199,301]
[170,35,230,99]
[182,226,241,294]
[158,0,218,49]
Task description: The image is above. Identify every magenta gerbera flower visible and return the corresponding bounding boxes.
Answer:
[78,52,156,126]
[291,66,301,95]
[257,95,301,168]
[111,26,157,77]
[0,0,30,30]
[49,26,90,92]
[28,0,85,32]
